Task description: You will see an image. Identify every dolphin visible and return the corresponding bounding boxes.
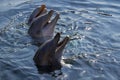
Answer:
[33,33,69,72]
[28,5,60,45]
[28,4,47,25]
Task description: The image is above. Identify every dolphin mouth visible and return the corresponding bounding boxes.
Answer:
[45,10,54,24]
[54,33,69,51]
[35,4,46,18]
[57,37,69,48]
[34,4,54,26]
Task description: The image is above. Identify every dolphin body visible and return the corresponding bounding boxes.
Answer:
[34,33,69,72]
[28,5,69,73]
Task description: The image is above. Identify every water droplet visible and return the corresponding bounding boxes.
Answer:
[107,54,111,56]
[84,22,92,24]
[85,27,92,30]
[80,70,86,76]
[18,12,23,17]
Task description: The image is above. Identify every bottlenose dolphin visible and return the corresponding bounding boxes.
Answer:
[28,5,69,73]
[33,33,69,72]
[28,4,60,45]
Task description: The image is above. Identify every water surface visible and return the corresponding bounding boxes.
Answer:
[0,0,120,80]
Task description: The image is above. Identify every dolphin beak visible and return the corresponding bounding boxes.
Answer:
[43,10,54,26]
[42,13,60,39]
[52,33,69,61]
[28,4,47,25]
[34,9,54,32]
[35,4,46,18]
[53,33,60,45]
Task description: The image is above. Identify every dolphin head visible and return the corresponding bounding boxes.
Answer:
[28,4,47,25]
[33,33,69,72]
[28,5,60,45]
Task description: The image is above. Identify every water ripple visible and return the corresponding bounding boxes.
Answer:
[0,0,120,80]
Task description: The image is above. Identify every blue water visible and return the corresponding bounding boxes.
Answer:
[0,0,120,80]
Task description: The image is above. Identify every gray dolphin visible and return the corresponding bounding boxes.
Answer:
[28,5,60,45]
[28,4,47,25]
[33,33,69,72]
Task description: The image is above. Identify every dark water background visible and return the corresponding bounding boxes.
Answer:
[0,0,120,80]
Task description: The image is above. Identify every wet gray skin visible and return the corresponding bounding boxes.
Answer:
[28,10,53,38]
[28,4,47,26]
[33,33,69,72]
[28,5,60,45]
